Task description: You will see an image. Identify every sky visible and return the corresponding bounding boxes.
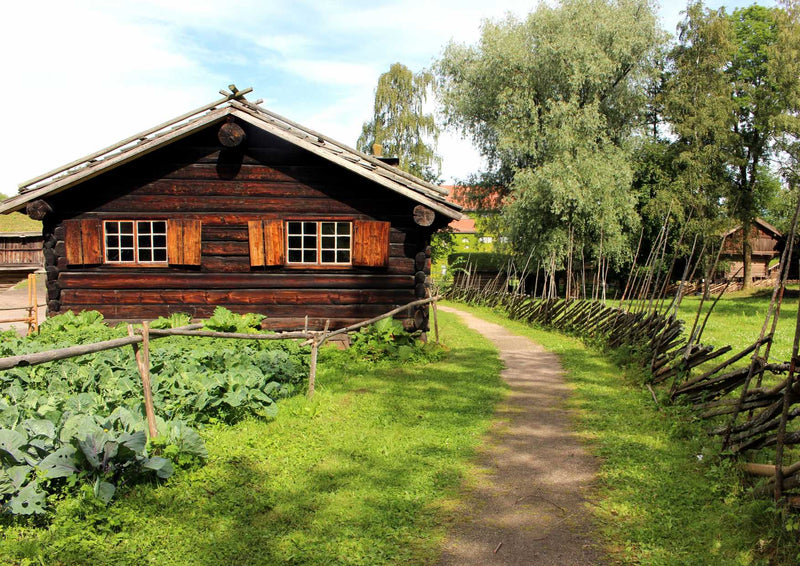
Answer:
[0,0,776,196]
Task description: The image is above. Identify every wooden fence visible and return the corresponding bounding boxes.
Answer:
[0,273,41,334]
[445,283,800,506]
[0,296,440,439]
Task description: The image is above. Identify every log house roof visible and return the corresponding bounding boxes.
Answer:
[721,217,782,239]
[1,87,461,220]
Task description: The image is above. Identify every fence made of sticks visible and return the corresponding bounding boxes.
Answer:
[0,296,440,440]
[445,267,800,506]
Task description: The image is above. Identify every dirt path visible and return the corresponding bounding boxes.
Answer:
[0,273,46,334]
[437,306,606,565]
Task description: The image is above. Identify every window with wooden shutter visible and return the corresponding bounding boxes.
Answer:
[64,219,103,265]
[167,219,202,266]
[248,219,284,267]
[352,220,390,267]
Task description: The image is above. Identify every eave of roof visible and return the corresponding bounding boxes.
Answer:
[1,89,462,221]
[721,217,782,239]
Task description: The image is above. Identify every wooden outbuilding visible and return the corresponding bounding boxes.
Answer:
[0,87,461,330]
[718,218,781,280]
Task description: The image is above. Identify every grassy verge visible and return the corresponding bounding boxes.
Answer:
[0,311,506,565]
[446,302,791,565]
[674,286,797,362]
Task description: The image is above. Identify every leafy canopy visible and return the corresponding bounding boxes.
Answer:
[357,62,441,182]
[436,0,663,269]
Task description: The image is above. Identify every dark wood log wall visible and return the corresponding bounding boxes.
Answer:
[41,120,442,330]
[0,235,43,266]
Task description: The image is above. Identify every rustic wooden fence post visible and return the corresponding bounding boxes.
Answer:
[307,320,330,399]
[128,322,158,438]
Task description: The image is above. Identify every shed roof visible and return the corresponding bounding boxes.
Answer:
[721,218,782,239]
[1,87,462,220]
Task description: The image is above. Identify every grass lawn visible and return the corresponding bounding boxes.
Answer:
[0,212,41,233]
[0,311,506,565]
[446,302,792,565]
[661,285,798,364]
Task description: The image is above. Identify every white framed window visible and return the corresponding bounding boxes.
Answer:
[479,236,494,244]
[286,221,351,265]
[104,220,167,264]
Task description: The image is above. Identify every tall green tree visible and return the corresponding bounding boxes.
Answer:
[666,2,800,287]
[357,63,441,182]
[436,0,663,287]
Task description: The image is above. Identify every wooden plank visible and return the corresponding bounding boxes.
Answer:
[58,303,404,320]
[137,179,334,197]
[247,220,266,267]
[168,219,202,266]
[64,219,102,265]
[61,288,410,306]
[201,241,250,255]
[200,255,415,274]
[353,221,390,267]
[264,219,284,266]
[59,272,414,290]
[91,194,403,215]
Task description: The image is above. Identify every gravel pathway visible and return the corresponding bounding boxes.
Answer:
[437,305,606,565]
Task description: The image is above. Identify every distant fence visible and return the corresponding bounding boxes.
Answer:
[0,273,42,334]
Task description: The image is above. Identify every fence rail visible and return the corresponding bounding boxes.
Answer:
[0,296,440,438]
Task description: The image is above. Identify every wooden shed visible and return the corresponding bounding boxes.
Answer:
[718,218,781,280]
[0,87,461,330]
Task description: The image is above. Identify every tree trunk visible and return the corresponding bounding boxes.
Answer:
[742,217,753,289]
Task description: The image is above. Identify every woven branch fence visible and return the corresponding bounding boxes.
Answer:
[445,283,800,505]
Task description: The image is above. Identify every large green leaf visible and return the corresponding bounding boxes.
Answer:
[38,446,80,479]
[6,481,47,515]
[0,465,32,494]
[60,413,100,443]
[0,428,28,464]
[143,457,173,479]
[78,432,113,470]
[167,421,208,459]
[21,418,56,440]
[93,478,115,503]
[118,431,147,456]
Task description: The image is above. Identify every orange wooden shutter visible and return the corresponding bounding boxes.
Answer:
[64,219,102,265]
[168,219,202,266]
[248,219,284,267]
[352,220,390,267]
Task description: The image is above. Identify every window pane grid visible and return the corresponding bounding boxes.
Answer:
[286,221,351,265]
[104,220,168,264]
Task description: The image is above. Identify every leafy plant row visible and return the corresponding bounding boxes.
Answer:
[0,308,310,516]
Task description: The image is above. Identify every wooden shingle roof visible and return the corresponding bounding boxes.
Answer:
[1,87,462,220]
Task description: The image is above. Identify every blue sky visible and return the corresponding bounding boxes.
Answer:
[1,0,776,195]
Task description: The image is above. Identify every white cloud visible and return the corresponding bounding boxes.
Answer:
[0,0,779,199]
[268,58,379,88]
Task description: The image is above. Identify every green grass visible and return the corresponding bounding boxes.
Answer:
[446,302,792,565]
[0,311,506,565]
[675,286,798,363]
[0,212,41,233]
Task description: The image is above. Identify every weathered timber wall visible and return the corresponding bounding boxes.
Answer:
[0,234,43,266]
[42,120,439,329]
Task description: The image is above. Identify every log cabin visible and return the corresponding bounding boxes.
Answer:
[718,218,781,281]
[0,87,461,330]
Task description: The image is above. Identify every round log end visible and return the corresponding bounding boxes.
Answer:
[413,205,435,227]
[218,122,247,148]
[26,200,53,221]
